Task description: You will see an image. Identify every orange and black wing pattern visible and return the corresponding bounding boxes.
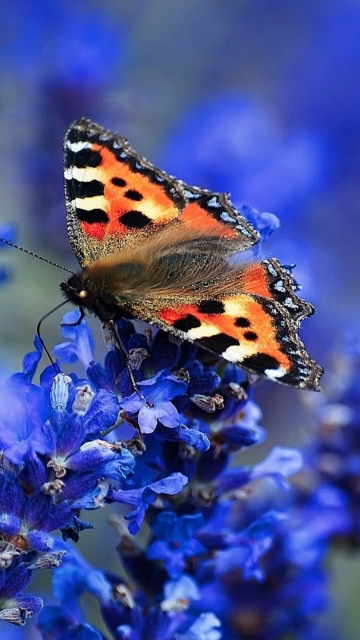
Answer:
[64,119,259,267]
[153,259,323,390]
[63,118,323,391]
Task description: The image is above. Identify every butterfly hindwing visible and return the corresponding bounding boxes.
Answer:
[239,258,315,325]
[130,260,322,391]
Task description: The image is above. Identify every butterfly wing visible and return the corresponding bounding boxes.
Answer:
[64,118,185,266]
[122,256,323,390]
[64,118,323,390]
[64,119,260,267]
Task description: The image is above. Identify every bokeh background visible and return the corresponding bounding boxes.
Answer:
[0,1,359,637]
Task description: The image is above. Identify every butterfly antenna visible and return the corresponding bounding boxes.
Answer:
[37,301,69,365]
[0,238,74,275]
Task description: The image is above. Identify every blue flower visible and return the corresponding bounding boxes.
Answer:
[239,204,280,243]
[120,370,188,434]
[53,311,96,369]
[0,562,43,625]
[155,422,210,452]
[177,613,222,640]
[210,511,288,582]
[0,381,49,464]
[4,313,338,639]
[110,473,188,534]
[146,512,206,579]
[298,329,360,548]
[10,335,44,386]
[251,446,303,488]
[0,346,131,566]
[163,573,200,605]
[38,546,220,640]
[38,611,102,640]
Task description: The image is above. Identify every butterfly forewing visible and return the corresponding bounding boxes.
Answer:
[64,119,261,266]
[64,119,185,266]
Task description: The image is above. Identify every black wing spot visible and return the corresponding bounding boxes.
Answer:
[242,353,280,371]
[199,332,238,352]
[198,300,225,314]
[235,317,251,328]
[120,210,151,229]
[71,149,102,168]
[112,177,127,187]
[244,331,258,341]
[66,179,105,199]
[124,189,143,201]
[173,314,201,332]
[76,209,109,224]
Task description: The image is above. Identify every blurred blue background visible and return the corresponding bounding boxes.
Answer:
[0,1,359,637]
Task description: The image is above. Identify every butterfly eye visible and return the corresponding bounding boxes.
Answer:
[78,290,88,299]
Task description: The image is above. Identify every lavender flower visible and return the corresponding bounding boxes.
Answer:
[0,310,273,634]
[0,293,351,638]
[146,512,206,579]
[0,562,43,625]
[120,370,187,434]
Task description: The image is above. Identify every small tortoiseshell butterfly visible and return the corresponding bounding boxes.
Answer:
[61,118,323,391]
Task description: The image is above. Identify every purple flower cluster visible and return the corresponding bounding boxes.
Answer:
[3,191,355,640]
[0,209,348,640]
[0,291,330,639]
[0,202,346,638]
[300,330,360,547]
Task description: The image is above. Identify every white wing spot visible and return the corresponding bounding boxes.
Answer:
[74,196,108,211]
[267,263,277,277]
[274,280,285,292]
[223,344,245,363]
[264,367,286,380]
[284,297,298,309]
[207,196,221,208]
[66,141,90,153]
[187,325,219,340]
[220,212,234,223]
[65,167,101,182]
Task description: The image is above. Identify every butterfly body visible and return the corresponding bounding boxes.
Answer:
[62,118,323,390]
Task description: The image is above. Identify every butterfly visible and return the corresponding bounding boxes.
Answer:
[61,118,323,391]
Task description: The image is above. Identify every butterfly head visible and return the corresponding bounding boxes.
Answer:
[60,272,94,306]
[60,272,116,322]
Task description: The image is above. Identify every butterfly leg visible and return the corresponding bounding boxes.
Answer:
[108,320,145,400]
[37,300,69,366]
[60,308,86,327]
